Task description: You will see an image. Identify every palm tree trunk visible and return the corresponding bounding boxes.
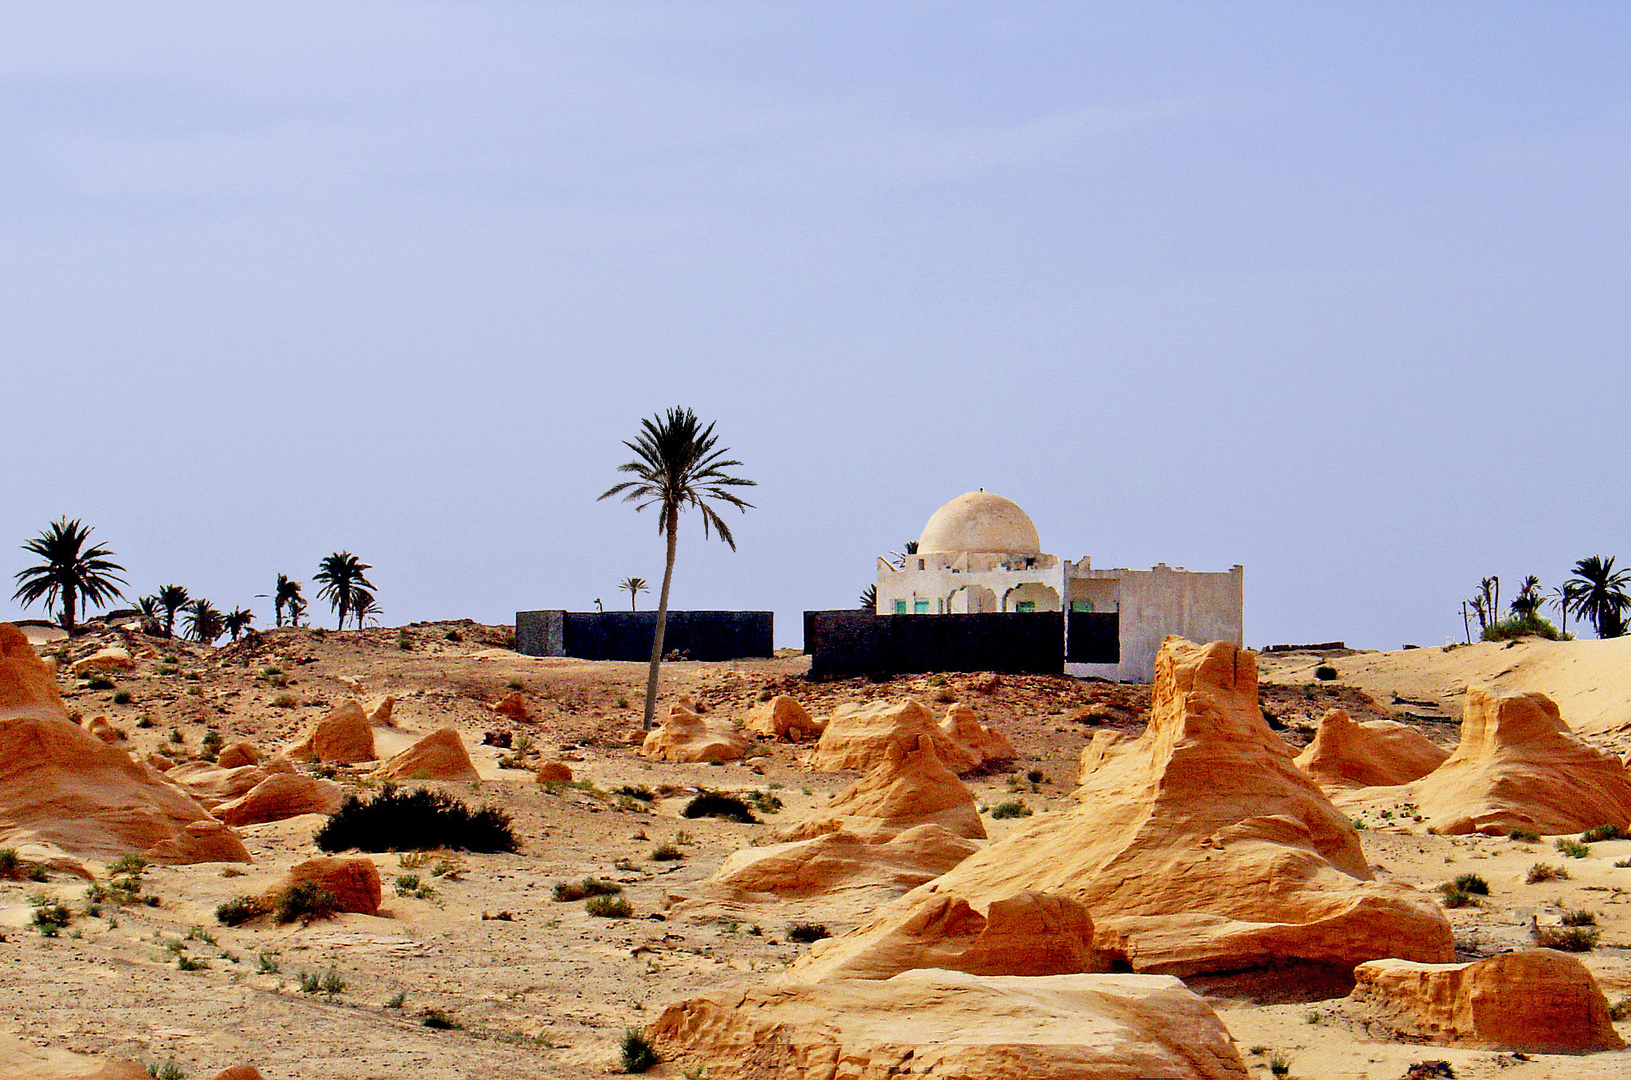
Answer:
[62,587,77,637]
[643,517,679,731]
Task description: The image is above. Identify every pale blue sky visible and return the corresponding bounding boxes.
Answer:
[2,2,1627,648]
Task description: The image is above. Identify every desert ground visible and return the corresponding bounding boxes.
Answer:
[2,622,1629,1080]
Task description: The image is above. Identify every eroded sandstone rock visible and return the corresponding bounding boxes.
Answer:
[938,703,1016,770]
[641,702,746,764]
[214,773,343,826]
[274,855,382,915]
[745,695,824,742]
[779,734,985,843]
[811,699,976,774]
[374,727,481,782]
[287,700,376,763]
[1294,709,1450,791]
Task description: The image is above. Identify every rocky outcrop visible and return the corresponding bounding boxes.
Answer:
[810,699,976,774]
[374,727,481,782]
[1294,709,1449,791]
[366,695,395,725]
[0,624,250,865]
[745,695,823,742]
[274,855,382,915]
[1352,951,1626,1052]
[165,761,271,808]
[70,646,133,677]
[702,824,980,901]
[535,760,573,782]
[1345,687,1631,836]
[215,742,261,769]
[938,703,1016,770]
[641,702,746,764]
[288,700,376,763]
[493,692,528,721]
[798,639,1453,996]
[647,968,1248,1080]
[780,735,985,843]
[83,715,124,743]
[214,773,343,826]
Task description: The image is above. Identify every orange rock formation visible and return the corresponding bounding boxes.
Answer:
[641,701,746,763]
[810,699,977,774]
[1293,708,1449,791]
[745,694,823,742]
[288,699,376,763]
[375,727,481,782]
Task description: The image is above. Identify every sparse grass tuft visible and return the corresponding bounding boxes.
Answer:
[1450,873,1489,896]
[1509,828,1541,843]
[682,792,757,823]
[620,1029,659,1073]
[30,895,71,936]
[553,878,622,902]
[215,896,268,926]
[1535,924,1599,952]
[274,881,340,925]
[1581,823,1627,843]
[1440,889,1474,909]
[1268,1054,1291,1078]
[1560,909,1597,927]
[385,991,406,1009]
[1554,838,1590,859]
[1527,862,1569,884]
[422,1008,462,1029]
[787,922,829,943]
[148,1059,186,1080]
[649,844,683,862]
[315,785,520,854]
[990,800,1033,820]
[586,894,633,918]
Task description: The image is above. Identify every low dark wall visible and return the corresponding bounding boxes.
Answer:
[515,610,773,662]
[1066,612,1120,663]
[804,610,1064,678]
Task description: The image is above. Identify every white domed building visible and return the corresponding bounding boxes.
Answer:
[874,492,1243,681]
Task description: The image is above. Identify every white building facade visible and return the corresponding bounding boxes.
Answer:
[874,491,1243,681]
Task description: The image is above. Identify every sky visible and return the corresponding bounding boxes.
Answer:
[2,2,1627,649]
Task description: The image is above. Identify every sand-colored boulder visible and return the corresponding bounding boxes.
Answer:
[780,734,985,843]
[366,695,395,725]
[216,742,261,769]
[647,968,1248,1080]
[796,890,1112,982]
[1294,709,1449,791]
[70,646,133,677]
[493,691,528,721]
[288,700,376,763]
[83,714,124,743]
[745,695,824,742]
[1370,687,1631,836]
[939,703,1016,769]
[804,639,1453,996]
[165,761,271,808]
[374,727,481,782]
[1352,950,1626,1052]
[811,699,977,774]
[274,855,382,915]
[214,773,343,826]
[641,702,746,764]
[0,624,250,864]
[535,760,573,782]
[145,753,174,772]
[702,824,980,901]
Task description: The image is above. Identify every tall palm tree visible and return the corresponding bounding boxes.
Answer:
[313,551,375,630]
[1549,583,1574,636]
[12,518,127,636]
[258,574,303,628]
[182,598,225,644]
[1566,555,1631,639]
[620,576,650,611]
[599,407,756,729]
[286,592,307,628]
[223,607,255,641]
[156,584,189,638]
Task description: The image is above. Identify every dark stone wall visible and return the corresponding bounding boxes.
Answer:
[804,610,1064,678]
[1066,612,1120,663]
[515,610,773,662]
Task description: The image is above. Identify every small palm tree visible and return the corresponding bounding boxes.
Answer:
[1510,575,1542,618]
[223,607,255,641]
[599,407,756,729]
[156,584,190,638]
[286,592,307,628]
[620,576,650,611]
[859,583,877,611]
[134,594,163,635]
[1549,583,1575,636]
[350,589,382,628]
[11,518,127,636]
[1566,555,1631,639]
[313,552,375,630]
[182,599,225,644]
[890,540,920,569]
[258,574,303,628]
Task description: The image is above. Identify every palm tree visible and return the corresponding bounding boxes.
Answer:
[598,407,756,729]
[134,594,163,635]
[12,518,127,636]
[1469,576,1498,632]
[258,574,303,628]
[1510,575,1542,618]
[351,589,382,628]
[620,576,650,611]
[223,607,255,641]
[1566,555,1631,639]
[156,584,189,638]
[859,583,877,612]
[890,540,920,569]
[313,552,375,630]
[1549,583,1574,636]
[182,599,225,644]
[286,592,307,628]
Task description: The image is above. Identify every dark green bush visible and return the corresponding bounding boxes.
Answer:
[613,785,655,802]
[682,792,757,823]
[553,878,622,902]
[1555,838,1590,859]
[1581,824,1627,843]
[1509,828,1541,843]
[990,801,1032,820]
[315,785,520,853]
[1480,614,1563,642]
[1313,665,1338,681]
[620,1029,658,1073]
[787,922,829,943]
[1450,873,1489,896]
[649,844,683,862]
[422,1008,462,1029]
[586,894,633,918]
[1440,889,1474,909]
[275,882,340,925]
[215,896,268,926]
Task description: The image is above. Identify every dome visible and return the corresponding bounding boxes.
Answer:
[918,492,1041,555]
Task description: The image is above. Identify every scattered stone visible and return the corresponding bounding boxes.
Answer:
[641,702,746,764]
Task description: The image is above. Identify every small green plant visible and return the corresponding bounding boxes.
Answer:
[1509,828,1541,843]
[112,690,133,705]
[86,676,116,691]
[321,968,347,995]
[1527,863,1569,884]
[787,922,829,943]
[176,954,208,971]
[271,693,298,709]
[990,800,1033,820]
[385,991,406,1009]
[170,728,185,744]
[1581,823,1627,843]
[1614,857,1631,868]
[1313,664,1337,681]
[30,896,71,936]
[298,971,322,994]
[614,785,656,802]
[315,785,520,854]
[1440,889,1474,909]
[395,874,436,900]
[1609,995,1631,1022]
[256,952,280,974]
[185,925,217,945]
[275,881,341,925]
[1536,924,1599,952]
[615,696,630,709]
[554,878,623,902]
[586,894,634,918]
[1560,909,1597,927]
[749,790,783,814]
[444,629,462,642]
[1267,1054,1290,1078]
[650,844,683,861]
[1555,838,1590,859]
[1450,873,1489,896]
[507,679,524,691]
[1025,768,1045,784]
[422,1007,462,1029]
[148,1060,186,1080]
[136,714,155,727]
[1304,1010,1320,1024]
[215,896,268,926]
[620,1029,659,1073]
[682,792,757,823]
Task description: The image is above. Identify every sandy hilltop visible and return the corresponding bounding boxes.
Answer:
[1,620,1629,1080]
